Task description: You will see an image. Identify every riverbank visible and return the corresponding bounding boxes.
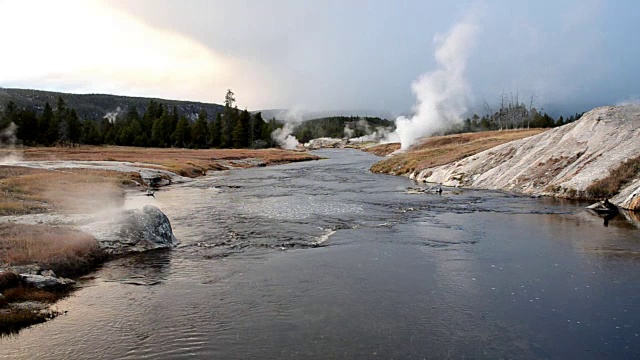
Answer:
[368,105,640,212]
[0,146,319,335]
[368,129,544,175]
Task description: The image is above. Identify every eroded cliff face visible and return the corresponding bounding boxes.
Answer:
[410,105,640,210]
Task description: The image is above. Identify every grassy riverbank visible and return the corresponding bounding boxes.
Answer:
[0,145,319,335]
[16,146,320,177]
[368,129,544,176]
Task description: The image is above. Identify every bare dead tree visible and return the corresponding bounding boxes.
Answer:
[528,92,537,129]
[483,99,495,130]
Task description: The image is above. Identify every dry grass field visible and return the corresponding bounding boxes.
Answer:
[369,129,544,175]
[15,146,319,177]
[0,166,139,216]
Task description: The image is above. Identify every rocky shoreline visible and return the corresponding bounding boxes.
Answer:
[0,203,179,335]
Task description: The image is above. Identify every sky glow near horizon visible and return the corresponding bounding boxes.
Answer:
[0,0,638,115]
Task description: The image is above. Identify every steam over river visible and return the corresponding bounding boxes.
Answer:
[2,149,639,359]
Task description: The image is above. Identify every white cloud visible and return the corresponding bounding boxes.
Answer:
[0,0,271,107]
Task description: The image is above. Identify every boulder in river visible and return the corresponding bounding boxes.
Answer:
[82,205,180,256]
[587,199,619,215]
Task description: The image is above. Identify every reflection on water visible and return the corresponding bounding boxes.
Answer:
[1,149,639,359]
[96,250,173,286]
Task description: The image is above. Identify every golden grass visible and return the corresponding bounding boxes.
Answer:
[2,286,58,303]
[0,166,141,215]
[0,224,102,276]
[362,143,401,156]
[20,146,320,178]
[370,129,544,175]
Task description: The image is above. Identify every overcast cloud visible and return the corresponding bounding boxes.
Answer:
[1,0,638,115]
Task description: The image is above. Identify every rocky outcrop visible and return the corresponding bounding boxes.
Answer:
[81,205,180,256]
[411,105,640,210]
[20,274,75,290]
[613,179,640,211]
[305,137,346,149]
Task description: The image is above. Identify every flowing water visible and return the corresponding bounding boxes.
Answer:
[2,149,639,359]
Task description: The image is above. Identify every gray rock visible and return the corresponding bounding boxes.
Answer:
[82,205,180,256]
[6,264,42,275]
[40,270,56,277]
[612,179,640,211]
[0,293,5,300]
[21,274,75,290]
[587,199,619,214]
[11,301,49,311]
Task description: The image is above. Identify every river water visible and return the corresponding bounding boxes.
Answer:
[1,149,639,359]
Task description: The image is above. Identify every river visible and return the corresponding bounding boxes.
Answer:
[1,149,639,359]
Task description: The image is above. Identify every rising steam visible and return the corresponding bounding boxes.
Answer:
[0,122,22,164]
[345,119,395,143]
[393,20,478,150]
[271,109,303,150]
[103,107,123,123]
[272,122,300,150]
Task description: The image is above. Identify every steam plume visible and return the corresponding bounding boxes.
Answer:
[394,20,478,150]
[0,122,22,164]
[272,123,300,150]
[103,107,123,123]
[271,109,303,150]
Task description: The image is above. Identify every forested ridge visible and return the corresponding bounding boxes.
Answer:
[0,90,283,149]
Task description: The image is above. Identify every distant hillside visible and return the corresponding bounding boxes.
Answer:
[292,116,394,143]
[0,88,225,120]
[258,109,396,122]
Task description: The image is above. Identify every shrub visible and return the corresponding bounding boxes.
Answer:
[2,286,58,303]
[0,308,60,336]
[586,155,640,198]
[0,271,22,292]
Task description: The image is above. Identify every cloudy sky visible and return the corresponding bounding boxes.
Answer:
[0,0,637,115]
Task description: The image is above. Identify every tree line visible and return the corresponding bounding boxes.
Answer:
[293,116,394,143]
[456,93,584,133]
[0,90,283,149]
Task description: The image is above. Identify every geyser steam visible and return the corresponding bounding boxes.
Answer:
[272,109,303,150]
[272,122,300,150]
[0,122,22,164]
[394,20,478,150]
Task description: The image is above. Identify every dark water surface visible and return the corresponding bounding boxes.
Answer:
[2,149,639,359]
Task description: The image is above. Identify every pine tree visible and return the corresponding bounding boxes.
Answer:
[232,116,246,148]
[249,112,265,147]
[171,116,192,148]
[191,109,209,148]
[46,96,66,145]
[237,109,251,148]
[38,102,53,145]
[67,109,81,145]
[18,109,38,145]
[1,101,18,129]
[81,119,102,145]
[209,113,222,147]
